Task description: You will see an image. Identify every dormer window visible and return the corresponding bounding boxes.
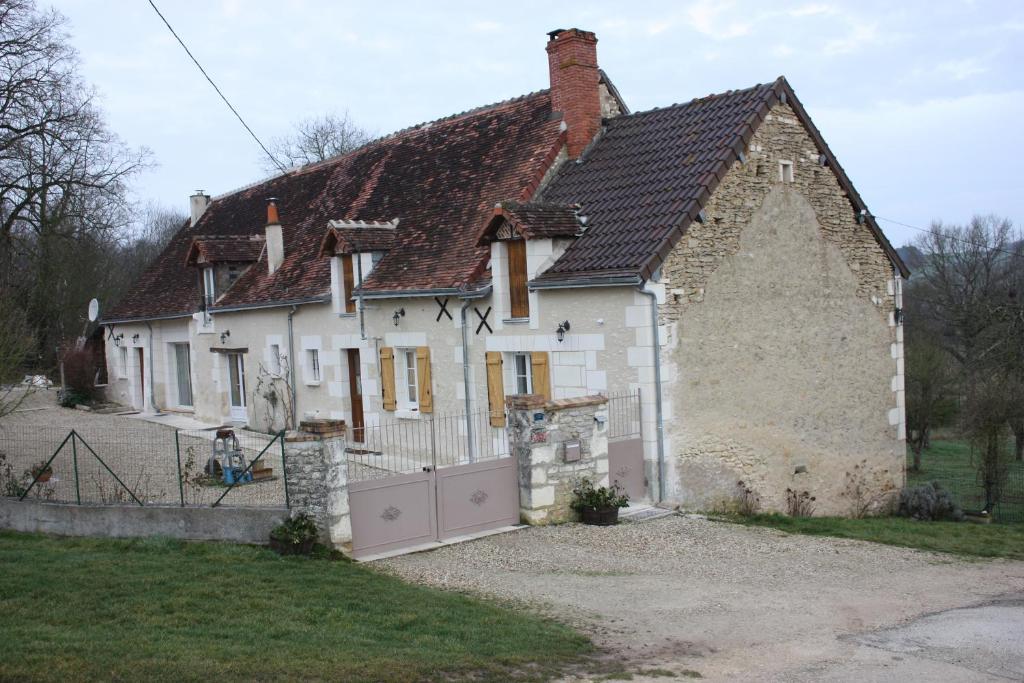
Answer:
[202,267,215,309]
[342,255,356,314]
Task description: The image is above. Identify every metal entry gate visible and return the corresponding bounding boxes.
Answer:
[346,412,518,559]
[608,391,647,501]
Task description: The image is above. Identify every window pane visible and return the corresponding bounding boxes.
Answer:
[405,351,417,404]
[175,344,192,406]
[515,354,529,394]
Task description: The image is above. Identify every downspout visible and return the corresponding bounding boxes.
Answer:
[638,285,666,502]
[287,305,299,428]
[144,321,162,415]
[460,299,475,461]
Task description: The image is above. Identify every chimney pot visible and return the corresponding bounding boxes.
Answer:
[546,28,601,159]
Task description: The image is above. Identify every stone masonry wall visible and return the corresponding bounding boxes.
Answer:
[508,395,610,524]
[657,102,904,515]
[283,422,350,545]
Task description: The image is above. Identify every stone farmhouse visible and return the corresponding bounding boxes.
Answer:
[101,28,909,515]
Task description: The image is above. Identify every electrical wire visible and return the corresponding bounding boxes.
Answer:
[146,0,287,174]
[873,214,1024,261]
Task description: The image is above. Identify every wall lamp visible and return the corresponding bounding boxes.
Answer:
[131,333,140,344]
[112,334,124,347]
[555,320,571,343]
[393,308,405,327]
[220,330,231,344]
[894,308,905,325]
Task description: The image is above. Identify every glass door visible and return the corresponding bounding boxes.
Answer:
[228,353,247,421]
[174,343,193,407]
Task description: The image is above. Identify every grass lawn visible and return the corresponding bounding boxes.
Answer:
[729,514,1024,560]
[907,438,1024,522]
[0,532,590,682]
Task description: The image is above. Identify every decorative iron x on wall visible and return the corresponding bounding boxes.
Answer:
[474,306,492,335]
[434,297,452,322]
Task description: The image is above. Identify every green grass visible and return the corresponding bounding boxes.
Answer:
[907,438,1024,522]
[730,514,1024,560]
[0,532,591,682]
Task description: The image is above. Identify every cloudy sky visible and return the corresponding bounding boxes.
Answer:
[49,0,1024,248]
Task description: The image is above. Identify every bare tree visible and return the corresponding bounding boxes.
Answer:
[904,338,955,469]
[0,293,34,419]
[266,111,372,171]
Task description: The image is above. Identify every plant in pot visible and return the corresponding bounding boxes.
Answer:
[571,478,629,526]
[29,461,53,483]
[269,513,319,555]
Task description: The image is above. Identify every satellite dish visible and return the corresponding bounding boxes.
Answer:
[87,298,100,322]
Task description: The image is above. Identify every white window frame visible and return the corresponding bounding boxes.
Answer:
[510,352,533,395]
[269,344,282,375]
[306,349,321,385]
[397,348,419,412]
[779,160,794,183]
[171,342,193,408]
[118,346,128,379]
[202,267,216,305]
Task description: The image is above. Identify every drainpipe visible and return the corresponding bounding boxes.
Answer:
[638,285,665,502]
[460,299,475,461]
[287,305,299,428]
[356,255,366,341]
[144,321,162,415]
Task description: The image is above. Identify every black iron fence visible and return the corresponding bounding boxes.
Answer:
[0,422,288,508]
[906,449,1024,524]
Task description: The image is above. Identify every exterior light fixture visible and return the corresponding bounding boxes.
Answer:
[220,330,230,344]
[113,334,123,347]
[894,307,905,325]
[131,333,140,344]
[555,320,571,343]
[393,308,405,327]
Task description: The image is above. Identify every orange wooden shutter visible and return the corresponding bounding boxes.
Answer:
[416,347,432,413]
[379,347,396,411]
[530,352,551,401]
[342,255,356,314]
[507,240,529,319]
[486,351,505,427]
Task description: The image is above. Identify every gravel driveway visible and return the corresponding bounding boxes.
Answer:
[381,515,1024,681]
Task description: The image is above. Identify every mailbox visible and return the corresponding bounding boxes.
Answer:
[563,440,582,462]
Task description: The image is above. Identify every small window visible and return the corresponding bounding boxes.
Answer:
[512,353,532,395]
[227,265,240,285]
[779,160,794,183]
[307,349,320,384]
[202,267,216,307]
[119,347,128,378]
[269,344,281,375]
[399,348,419,410]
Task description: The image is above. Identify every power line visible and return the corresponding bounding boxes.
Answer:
[146,0,287,174]
[873,214,1024,261]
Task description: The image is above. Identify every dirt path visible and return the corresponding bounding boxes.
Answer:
[380,515,1024,681]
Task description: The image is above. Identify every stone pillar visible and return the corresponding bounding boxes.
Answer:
[282,419,351,546]
[507,394,610,524]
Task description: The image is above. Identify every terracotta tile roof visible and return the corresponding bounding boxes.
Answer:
[184,235,265,266]
[103,90,563,320]
[318,220,397,257]
[538,76,907,282]
[477,201,581,245]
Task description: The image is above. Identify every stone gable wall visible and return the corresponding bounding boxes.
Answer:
[656,102,904,515]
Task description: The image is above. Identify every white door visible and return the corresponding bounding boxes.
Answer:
[227,353,247,421]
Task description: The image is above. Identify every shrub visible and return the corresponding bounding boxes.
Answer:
[570,478,629,511]
[897,482,964,522]
[785,488,816,517]
[734,480,760,517]
[269,513,319,555]
[60,348,98,403]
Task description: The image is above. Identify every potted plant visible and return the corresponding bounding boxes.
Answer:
[571,478,629,526]
[269,513,319,555]
[30,461,53,483]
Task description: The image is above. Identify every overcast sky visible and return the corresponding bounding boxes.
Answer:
[49,0,1024,248]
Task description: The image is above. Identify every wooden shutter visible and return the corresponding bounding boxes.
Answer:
[507,240,529,319]
[379,346,396,411]
[486,351,505,427]
[416,347,432,413]
[531,352,551,401]
[342,255,356,314]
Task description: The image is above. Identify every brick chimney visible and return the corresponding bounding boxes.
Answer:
[546,28,601,159]
[265,198,284,274]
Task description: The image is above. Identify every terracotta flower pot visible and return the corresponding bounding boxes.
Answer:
[579,506,620,526]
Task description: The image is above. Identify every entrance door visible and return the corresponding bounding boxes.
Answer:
[227,353,247,421]
[346,349,364,442]
[136,348,146,410]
